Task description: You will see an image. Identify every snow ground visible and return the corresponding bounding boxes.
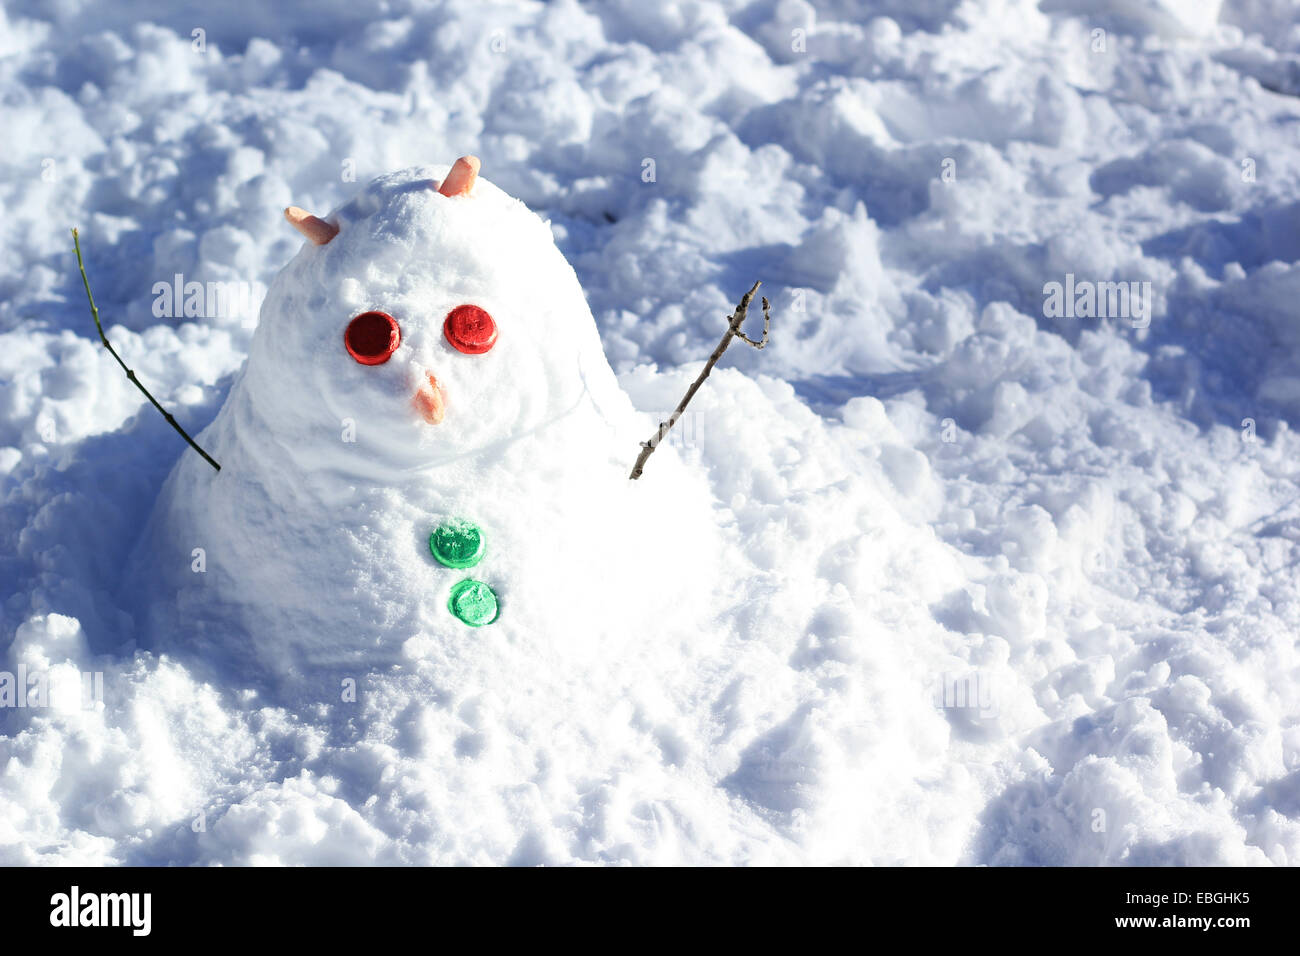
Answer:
[2,0,1300,865]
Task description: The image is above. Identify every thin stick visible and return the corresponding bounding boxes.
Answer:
[72,228,222,473]
[629,281,770,480]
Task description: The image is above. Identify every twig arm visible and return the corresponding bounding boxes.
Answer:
[629,281,770,480]
[72,229,222,473]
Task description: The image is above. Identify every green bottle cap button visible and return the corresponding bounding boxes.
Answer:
[448,579,499,627]
[430,520,485,569]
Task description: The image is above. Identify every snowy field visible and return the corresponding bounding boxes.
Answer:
[2,0,1300,865]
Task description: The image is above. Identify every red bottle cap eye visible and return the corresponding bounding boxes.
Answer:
[443,305,497,354]
[345,311,401,365]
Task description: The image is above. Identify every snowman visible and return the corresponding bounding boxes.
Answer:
[129,157,718,700]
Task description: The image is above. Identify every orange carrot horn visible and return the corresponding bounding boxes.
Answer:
[284,206,339,245]
[437,156,480,197]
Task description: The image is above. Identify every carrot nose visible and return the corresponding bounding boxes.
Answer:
[438,156,480,197]
[414,372,445,425]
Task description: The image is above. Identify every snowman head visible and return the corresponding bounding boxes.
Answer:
[245,157,617,475]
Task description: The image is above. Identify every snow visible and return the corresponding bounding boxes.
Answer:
[2,0,1300,865]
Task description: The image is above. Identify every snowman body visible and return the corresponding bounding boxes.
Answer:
[132,164,716,697]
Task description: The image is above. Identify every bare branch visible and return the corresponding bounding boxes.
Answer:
[734,294,770,349]
[73,229,222,473]
[629,281,771,480]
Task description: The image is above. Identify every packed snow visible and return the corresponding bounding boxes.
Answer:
[2,0,1300,865]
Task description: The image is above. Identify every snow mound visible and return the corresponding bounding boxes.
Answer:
[3,0,1300,865]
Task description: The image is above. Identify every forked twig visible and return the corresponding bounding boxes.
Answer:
[629,281,771,480]
[72,229,222,472]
